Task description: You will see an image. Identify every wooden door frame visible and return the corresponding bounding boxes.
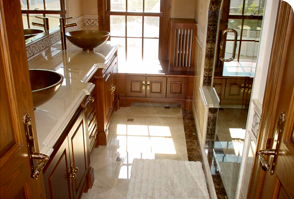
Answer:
[247,1,293,198]
[0,0,46,198]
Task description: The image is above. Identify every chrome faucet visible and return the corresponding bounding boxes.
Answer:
[32,16,49,33]
[60,17,77,50]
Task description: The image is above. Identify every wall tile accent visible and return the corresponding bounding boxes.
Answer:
[250,99,262,142]
[26,31,61,60]
[202,0,222,86]
[206,107,219,140]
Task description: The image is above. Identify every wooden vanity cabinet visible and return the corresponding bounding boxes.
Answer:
[82,90,98,152]
[126,76,167,98]
[121,75,192,109]
[213,77,253,108]
[43,108,90,199]
[94,55,118,146]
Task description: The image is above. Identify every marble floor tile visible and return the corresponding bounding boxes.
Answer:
[82,106,191,199]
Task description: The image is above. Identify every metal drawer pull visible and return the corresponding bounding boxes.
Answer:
[68,164,79,179]
[31,153,50,179]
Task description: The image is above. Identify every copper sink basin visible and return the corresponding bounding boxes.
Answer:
[65,30,110,51]
[24,29,44,40]
[29,69,63,107]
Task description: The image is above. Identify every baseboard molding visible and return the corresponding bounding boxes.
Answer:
[193,104,217,199]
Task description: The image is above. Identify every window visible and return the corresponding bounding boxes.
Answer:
[99,0,171,63]
[224,0,265,63]
[21,0,65,31]
[217,0,265,76]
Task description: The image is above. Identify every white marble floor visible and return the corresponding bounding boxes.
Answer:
[82,106,188,199]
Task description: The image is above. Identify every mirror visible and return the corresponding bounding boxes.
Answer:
[21,0,66,44]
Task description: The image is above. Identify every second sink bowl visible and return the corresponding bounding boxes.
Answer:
[29,69,64,107]
[66,30,110,51]
[24,29,44,40]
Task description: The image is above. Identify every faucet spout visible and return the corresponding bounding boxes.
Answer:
[32,17,49,33]
[64,23,77,28]
[60,17,78,50]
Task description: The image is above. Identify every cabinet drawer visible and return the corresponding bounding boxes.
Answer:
[167,77,187,99]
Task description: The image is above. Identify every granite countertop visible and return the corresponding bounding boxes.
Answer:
[28,40,118,156]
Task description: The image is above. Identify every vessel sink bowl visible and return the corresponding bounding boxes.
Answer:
[66,30,110,51]
[29,69,63,107]
[24,29,44,40]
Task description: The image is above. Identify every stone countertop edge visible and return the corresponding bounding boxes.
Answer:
[29,42,119,157]
[40,83,95,156]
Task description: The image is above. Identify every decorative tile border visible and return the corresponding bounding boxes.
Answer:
[26,15,99,60]
[84,15,99,28]
[67,16,85,32]
[26,30,61,60]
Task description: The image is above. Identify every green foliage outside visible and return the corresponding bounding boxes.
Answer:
[229,1,264,32]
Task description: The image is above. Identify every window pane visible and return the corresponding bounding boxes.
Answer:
[127,16,142,37]
[144,17,159,38]
[110,38,126,61]
[22,14,29,29]
[244,0,265,16]
[229,0,243,15]
[128,0,143,12]
[127,38,142,61]
[144,39,158,60]
[111,0,126,11]
[46,0,61,10]
[29,0,44,10]
[21,0,28,9]
[45,14,60,30]
[225,41,239,61]
[111,16,125,37]
[239,41,258,62]
[242,20,262,41]
[30,14,45,30]
[228,19,242,40]
[145,0,160,12]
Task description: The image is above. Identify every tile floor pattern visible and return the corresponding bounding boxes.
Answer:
[82,106,191,199]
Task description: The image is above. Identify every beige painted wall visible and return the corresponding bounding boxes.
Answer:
[83,0,98,15]
[67,0,83,18]
[171,0,195,18]
[194,0,209,29]
[192,0,209,143]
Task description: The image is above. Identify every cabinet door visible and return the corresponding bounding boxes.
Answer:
[43,140,72,199]
[146,77,167,98]
[167,77,187,99]
[104,71,113,121]
[68,111,89,199]
[223,78,245,105]
[126,76,146,97]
